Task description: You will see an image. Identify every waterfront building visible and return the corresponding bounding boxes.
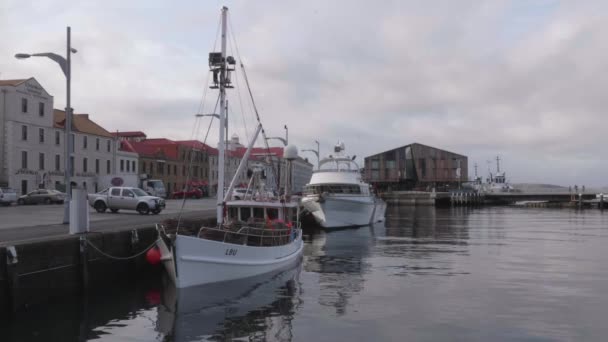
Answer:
[364,143,468,191]
[0,78,132,195]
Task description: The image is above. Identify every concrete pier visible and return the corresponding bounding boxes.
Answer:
[380,191,451,206]
[0,210,215,316]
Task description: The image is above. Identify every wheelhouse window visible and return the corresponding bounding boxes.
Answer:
[253,207,264,219]
[267,208,279,220]
[228,207,238,220]
[240,207,251,221]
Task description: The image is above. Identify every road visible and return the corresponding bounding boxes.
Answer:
[0,198,217,245]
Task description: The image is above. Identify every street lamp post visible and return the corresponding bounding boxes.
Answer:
[15,26,77,224]
[265,124,288,146]
[302,140,320,169]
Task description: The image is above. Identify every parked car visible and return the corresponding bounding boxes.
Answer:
[17,189,66,205]
[0,187,17,206]
[231,188,253,200]
[87,187,165,215]
[171,188,203,199]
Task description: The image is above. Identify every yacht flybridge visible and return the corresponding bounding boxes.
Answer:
[301,142,385,229]
[156,7,303,288]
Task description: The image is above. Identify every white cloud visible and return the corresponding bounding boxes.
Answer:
[1,0,607,186]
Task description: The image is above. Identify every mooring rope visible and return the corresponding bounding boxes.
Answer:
[84,236,160,261]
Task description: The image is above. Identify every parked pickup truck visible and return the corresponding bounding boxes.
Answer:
[88,187,165,215]
[0,187,17,206]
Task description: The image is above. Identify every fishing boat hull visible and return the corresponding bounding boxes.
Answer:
[301,195,384,229]
[158,230,303,288]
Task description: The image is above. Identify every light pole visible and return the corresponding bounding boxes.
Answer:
[265,124,288,146]
[302,140,320,169]
[16,26,77,224]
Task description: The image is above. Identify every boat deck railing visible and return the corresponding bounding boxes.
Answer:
[197,221,296,247]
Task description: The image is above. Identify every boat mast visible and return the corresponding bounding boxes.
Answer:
[496,156,500,173]
[217,6,228,225]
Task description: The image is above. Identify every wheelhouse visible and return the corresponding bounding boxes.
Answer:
[226,201,299,224]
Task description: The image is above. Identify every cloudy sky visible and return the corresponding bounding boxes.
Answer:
[1,0,606,186]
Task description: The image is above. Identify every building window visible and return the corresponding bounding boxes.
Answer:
[70,134,75,153]
[55,131,60,145]
[83,136,88,149]
[107,140,111,152]
[39,102,44,117]
[173,165,177,175]
[95,159,100,174]
[96,138,100,151]
[70,156,74,176]
[21,98,27,113]
[106,160,111,174]
[120,160,124,172]
[182,165,185,176]
[55,155,61,171]
[39,153,45,170]
[167,164,171,175]
[21,151,28,169]
[126,160,130,172]
[132,161,137,173]
[142,162,146,173]
[21,125,27,141]
[83,158,88,172]
[21,180,27,195]
[39,128,44,143]
[157,162,164,175]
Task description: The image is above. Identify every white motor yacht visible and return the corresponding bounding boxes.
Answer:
[301,142,385,229]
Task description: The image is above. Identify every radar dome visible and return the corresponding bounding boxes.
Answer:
[283,145,298,160]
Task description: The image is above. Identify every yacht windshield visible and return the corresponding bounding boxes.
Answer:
[304,184,361,195]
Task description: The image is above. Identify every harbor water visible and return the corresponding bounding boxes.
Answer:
[3,206,608,341]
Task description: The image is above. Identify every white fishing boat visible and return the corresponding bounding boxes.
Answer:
[156,6,303,289]
[301,142,386,229]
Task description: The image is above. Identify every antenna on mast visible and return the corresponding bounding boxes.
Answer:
[496,156,501,173]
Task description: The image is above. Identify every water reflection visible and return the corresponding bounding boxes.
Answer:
[1,278,159,342]
[157,262,302,341]
[303,226,375,315]
[373,206,472,277]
